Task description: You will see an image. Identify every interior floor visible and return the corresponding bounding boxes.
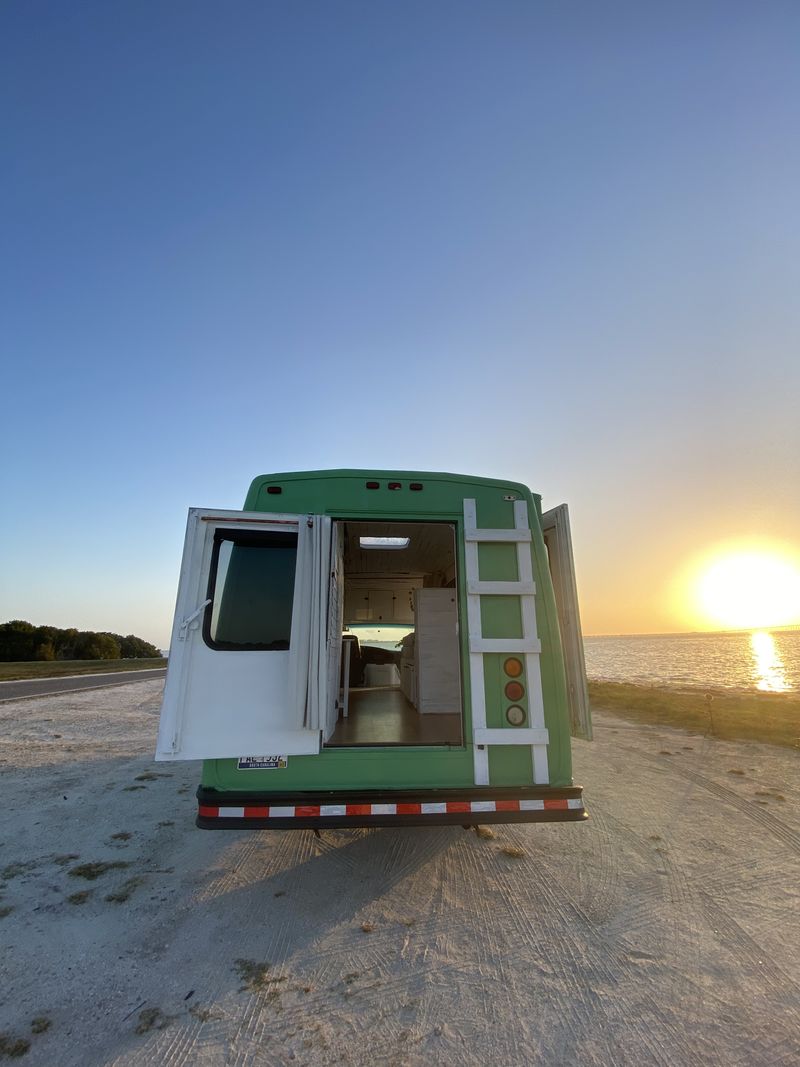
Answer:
[326,686,463,747]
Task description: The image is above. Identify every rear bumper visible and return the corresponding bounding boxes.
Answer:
[196,784,587,829]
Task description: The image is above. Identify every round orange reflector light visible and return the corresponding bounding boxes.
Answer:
[503,657,523,678]
[505,680,525,701]
[506,705,526,726]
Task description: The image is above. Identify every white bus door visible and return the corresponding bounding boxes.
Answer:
[541,503,593,741]
[156,508,328,761]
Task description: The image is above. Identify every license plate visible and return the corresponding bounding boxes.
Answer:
[237,756,288,770]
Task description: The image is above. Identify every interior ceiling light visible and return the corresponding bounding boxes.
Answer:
[359,536,410,549]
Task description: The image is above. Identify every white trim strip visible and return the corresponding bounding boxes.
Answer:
[472,744,490,786]
[464,500,489,786]
[532,745,549,783]
[514,500,549,786]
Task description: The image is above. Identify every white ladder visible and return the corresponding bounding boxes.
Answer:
[463,499,549,786]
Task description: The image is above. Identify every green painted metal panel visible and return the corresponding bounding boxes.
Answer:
[477,543,518,582]
[479,595,523,640]
[488,744,534,785]
[203,746,474,791]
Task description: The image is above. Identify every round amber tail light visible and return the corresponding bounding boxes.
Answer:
[504,680,525,701]
[503,657,523,678]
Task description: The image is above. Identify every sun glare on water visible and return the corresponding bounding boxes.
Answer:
[749,631,790,692]
[695,548,800,630]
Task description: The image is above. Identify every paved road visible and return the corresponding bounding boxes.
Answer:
[0,668,167,702]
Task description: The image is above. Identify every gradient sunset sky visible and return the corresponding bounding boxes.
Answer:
[2,1,799,646]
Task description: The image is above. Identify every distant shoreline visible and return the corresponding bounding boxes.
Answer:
[584,626,800,639]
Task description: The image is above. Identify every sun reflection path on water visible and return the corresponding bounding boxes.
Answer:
[750,631,790,692]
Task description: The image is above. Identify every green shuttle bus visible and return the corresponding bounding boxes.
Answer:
[156,470,591,829]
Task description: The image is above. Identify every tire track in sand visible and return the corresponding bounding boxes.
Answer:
[626,748,800,855]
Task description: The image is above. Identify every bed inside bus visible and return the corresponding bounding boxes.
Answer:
[325,520,463,747]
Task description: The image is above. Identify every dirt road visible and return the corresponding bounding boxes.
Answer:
[0,681,797,1066]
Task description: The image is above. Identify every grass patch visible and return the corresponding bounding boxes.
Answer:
[0,906,14,918]
[0,1033,30,1058]
[2,862,37,880]
[233,959,272,993]
[105,877,144,903]
[53,854,79,866]
[588,682,800,749]
[188,1005,214,1022]
[0,659,166,682]
[135,1007,171,1034]
[67,890,92,905]
[110,833,131,841]
[68,861,129,881]
[30,1018,50,1035]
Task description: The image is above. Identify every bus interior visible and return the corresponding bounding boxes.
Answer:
[326,520,464,747]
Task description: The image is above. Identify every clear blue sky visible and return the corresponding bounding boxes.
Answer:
[2,1,799,645]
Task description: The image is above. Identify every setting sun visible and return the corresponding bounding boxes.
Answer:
[695,549,800,630]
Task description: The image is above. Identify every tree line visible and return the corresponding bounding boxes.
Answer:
[0,620,162,662]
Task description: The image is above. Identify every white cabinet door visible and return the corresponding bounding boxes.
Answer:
[415,589,461,714]
[156,508,324,761]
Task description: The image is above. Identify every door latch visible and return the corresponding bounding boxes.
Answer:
[178,598,211,639]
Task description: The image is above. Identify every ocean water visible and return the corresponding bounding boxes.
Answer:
[583,629,800,693]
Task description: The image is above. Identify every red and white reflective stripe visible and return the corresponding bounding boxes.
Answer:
[198,798,583,819]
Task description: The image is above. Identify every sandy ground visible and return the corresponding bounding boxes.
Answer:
[0,682,798,1066]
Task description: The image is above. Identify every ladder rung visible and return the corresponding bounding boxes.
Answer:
[469,638,541,654]
[473,727,549,747]
[464,527,532,543]
[467,580,536,596]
